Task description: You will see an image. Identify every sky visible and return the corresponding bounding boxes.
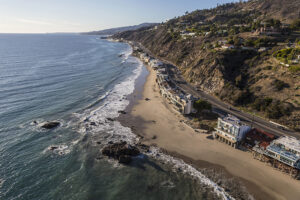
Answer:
[0,0,239,33]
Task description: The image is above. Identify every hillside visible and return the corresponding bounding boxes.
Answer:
[242,0,300,23]
[83,23,158,35]
[113,0,300,130]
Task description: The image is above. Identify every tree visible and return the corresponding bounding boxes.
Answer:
[290,19,300,30]
[233,36,241,46]
[193,99,212,113]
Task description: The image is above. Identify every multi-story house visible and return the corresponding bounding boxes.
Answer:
[214,115,251,148]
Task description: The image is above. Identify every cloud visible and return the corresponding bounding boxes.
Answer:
[17,18,54,26]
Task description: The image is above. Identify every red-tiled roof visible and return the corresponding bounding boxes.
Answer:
[247,128,275,140]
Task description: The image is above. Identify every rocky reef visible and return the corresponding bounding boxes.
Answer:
[101,141,141,164]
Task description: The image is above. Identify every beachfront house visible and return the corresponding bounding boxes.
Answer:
[156,72,195,115]
[213,115,251,148]
[167,92,194,115]
[149,59,164,70]
[265,136,300,169]
[244,128,276,149]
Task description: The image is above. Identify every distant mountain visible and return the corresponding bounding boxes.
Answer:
[84,23,159,35]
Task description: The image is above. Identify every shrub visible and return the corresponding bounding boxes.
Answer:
[264,65,272,70]
[272,79,289,91]
[193,99,212,113]
[235,75,242,87]
[289,65,300,73]
[251,97,273,111]
[233,89,253,105]
[290,19,300,31]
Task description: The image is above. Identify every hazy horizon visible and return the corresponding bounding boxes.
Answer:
[0,0,239,34]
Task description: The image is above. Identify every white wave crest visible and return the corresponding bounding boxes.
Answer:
[147,147,235,200]
[77,46,143,144]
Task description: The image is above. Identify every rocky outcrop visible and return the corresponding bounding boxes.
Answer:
[101,141,140,164]
[41,121,60,129]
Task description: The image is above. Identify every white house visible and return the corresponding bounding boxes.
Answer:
[214,115,251,148]
[265,136,300,169]
[222,44,235,50]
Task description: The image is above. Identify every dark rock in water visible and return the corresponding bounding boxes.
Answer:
[118,110,127,114]
[118,155,132,164]
[147,185,155,191]
[41,122,60,129]
[137,143,150,152]
[49,146,58,151]
[33,120,38,125]
[106,118,115,122]
[90,122,97,126]
[96,156,103,160]
[118,54,124,57]
[102,141,140,164]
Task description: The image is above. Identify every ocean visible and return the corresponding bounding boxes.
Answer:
[0,34,231,200]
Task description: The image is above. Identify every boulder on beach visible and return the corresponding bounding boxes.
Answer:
[101,141,140,164]
[41,122,60,129]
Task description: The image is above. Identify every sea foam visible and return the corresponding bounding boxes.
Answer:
[76,43,235,200]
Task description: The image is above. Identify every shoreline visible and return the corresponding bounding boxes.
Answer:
[117,55,300,199]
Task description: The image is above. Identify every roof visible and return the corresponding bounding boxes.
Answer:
[247,128,275,140]
[245,128,275,149]
[220,115,241,126]
[274,136,300,154]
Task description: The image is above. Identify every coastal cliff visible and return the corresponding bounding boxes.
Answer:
[113,0,300,130]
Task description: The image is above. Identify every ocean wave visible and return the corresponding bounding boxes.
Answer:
[75,45,234,199]
[76,47,143,143]
[121,46,133,63]
[44,144,71,156]
[0,179,4,189]
[147,147,234,200]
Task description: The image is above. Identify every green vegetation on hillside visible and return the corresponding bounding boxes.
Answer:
[193,99,212,113]
[273,48,300,63]
[113,0,300,129]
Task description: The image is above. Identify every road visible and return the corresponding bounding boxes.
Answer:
[133,41,300,139]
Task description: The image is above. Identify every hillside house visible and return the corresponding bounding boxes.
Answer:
[222,44,235,50]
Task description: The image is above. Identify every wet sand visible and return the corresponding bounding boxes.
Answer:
[118,65,300,200]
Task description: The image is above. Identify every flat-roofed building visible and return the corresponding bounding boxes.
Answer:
[213,115,251,148]
[265,136,300,169]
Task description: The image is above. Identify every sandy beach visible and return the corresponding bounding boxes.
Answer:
[119,65,300,200]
